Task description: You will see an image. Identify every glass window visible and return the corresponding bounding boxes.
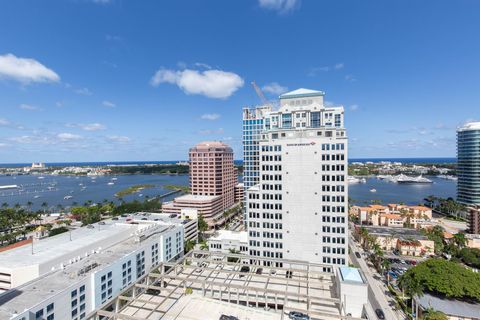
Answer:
[311,112,320,127]
[282,114,292,128]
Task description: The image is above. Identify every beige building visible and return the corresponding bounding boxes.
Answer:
[162,194,223,229]
[350,204,432,229]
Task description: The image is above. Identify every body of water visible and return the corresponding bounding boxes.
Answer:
[0,173,457,210]
[349,176,457,205]
[0,174,188,210]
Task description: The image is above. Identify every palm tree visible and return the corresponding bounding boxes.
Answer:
[2,202,9,208]
[453,232,467,248]
[26,201,33,212]
[41,202,48,213]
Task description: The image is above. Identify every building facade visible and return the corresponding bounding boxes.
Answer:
[468,205,480,234]
[189,141,237,212]
[245,88,348,269]
[0,214,186,320]
[457,122,480,205]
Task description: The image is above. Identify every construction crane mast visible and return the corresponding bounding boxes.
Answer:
[251,81,270,106]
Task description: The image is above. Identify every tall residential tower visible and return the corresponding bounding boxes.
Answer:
[245,88,348,270]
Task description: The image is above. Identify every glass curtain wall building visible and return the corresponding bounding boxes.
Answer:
[457,122,480,205]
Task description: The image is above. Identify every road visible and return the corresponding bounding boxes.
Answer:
[349,235,404,320]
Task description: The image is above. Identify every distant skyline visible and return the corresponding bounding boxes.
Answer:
[1,0,479,162]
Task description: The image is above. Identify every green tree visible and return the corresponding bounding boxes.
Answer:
[184,239,195,253]
[422,308,448,320]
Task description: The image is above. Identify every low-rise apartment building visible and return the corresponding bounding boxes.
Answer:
[350,204,432,228]
[354,225,435,257]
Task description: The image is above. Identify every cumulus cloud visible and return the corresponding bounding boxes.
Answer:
[258,0,300,14]
[0,53,60,84]
[107,135,131,143]
[102,100,116,108]
[150,67,244,99]
[262,82,288,95]
[19,104,41,111]
[57,133,83,141]
[201,113,221,121]
[75,87,93,96]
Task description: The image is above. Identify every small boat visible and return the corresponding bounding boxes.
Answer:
[360,178,367,183]
[64,195,73,200]
[38,176,45,180]
[111,177,118,181]
[138,193,143,197]
[107,182,114,185]
[370,188,377,193]
[347,176,361,183]
[34,195,40,199]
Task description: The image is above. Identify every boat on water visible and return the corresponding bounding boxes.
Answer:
[111,177,118,181]
[437,174,458,181]
[37,176,45,180]
[397,175,433,184]
[370,188,377,192]
[348,176,367,184]
[64,195,73,200]
[107,182,114,185]
[34,195,40,199]
[0,185,19,190]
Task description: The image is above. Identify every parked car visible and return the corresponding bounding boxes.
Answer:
[288,311,310,320]
[256,268,263,274]
[375,309,385,319]
[219,315,239,320]
[355,252,361,258]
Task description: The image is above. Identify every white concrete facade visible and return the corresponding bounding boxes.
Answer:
[246,88,348,269]
[207,230,248,254]
[0,214,186,320]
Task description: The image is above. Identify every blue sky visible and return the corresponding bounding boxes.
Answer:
[0,0,479,163]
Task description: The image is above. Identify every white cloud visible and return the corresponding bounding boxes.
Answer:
[201,113,221,121]
[0,143,8,148]
[258,0,300,14]
[0,118,10,126]
[75,87,93,96]
[262,82,288,95]
[349,104,359,111]
[194,62,212,69]
[345,74,357,82]
[19,104,41,111]
[82,123,106,131]
[199,128,225,135]
[57,133,83,141]
[65,122,107,131]
[0,53,60,84]
[308,62,344,76]
[107,135,131,143]
[102,100,116,108]
[150,67,244,99]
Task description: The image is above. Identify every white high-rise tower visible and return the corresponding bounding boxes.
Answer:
[245,88,348,270]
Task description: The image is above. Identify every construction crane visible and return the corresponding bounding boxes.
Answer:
[251,81,270,106]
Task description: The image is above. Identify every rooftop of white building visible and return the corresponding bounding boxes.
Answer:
[339,267,364,284]
[279,88,325,99]
[0,215,181,319]
[209,230,248,243]
[458,121,480,131]
[171,194,221,202]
